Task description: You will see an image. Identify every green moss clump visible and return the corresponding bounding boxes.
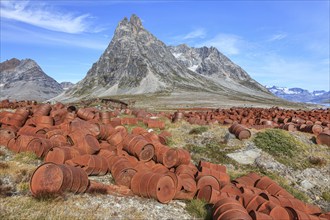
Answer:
[189,126,208,135]
[185,199,211,219]
[185,141,239,166]
[253,129,311,169]
[322,191,330,202]
[254,129,298,157]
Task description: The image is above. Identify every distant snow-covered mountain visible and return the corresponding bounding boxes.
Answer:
[266,86,329,104]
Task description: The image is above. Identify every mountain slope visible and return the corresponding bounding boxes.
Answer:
[267,86,330,104]
[67,15,221,99]
[0,58,63,101]
[60,14,277,103]
[169,44,270,96]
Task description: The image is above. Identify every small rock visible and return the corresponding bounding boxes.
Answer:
[300,180,315,190]
[254,153,286,171]
[175,201,187,208]
[227,148,262,165]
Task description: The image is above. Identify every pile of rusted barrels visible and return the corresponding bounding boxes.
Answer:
[0,101,329,219]
[0,99,38,109]
[196,162,329,219]
[171,107,330,146]
[0,102,186,202]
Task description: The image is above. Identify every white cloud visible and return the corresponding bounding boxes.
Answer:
[268,33,287,42]
[1,23,108,50]
[198,34,242,55]
[182,28,206,40]
[170,28,207,44]
[0,0,99,34]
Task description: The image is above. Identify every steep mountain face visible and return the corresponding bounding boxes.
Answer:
[169,44,248,80]
[0,58,63,101]
[267,86,330,104]
[169,44,269,94]
[63,14,275,101]
[60,82,75,90]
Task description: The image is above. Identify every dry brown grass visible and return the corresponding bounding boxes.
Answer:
[0,179,13,197]
[308,156,327,167]
[0,162,9,169]
[13,168,32,184]
[33,191,65,202]
[0,194,182,219]
[0,154,37,199]
[13,151,39,164]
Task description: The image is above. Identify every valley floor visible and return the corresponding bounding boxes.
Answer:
[90,91,320,111]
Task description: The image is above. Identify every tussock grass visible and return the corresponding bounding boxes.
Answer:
[0,179,13,197]
[0,162,9,169]
[322,191,330,202]
[166,120,191,148]
[308,156,327,167]
[33,191,65,202]
[124,121,148,133]
[0,161,35,196]
[186,135,242,166]
[185,199,211,219]
[0,150,5,157]
[17,182,30,194]
[13,152,39,164]
[14,168,32,184]
[189,126,208,135]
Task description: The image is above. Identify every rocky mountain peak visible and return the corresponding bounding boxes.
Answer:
[60,82,75,90]
[119,17,129,25]
[0,58,21,72]
[175,44,191,52]
[114,14,144,39]
[129,14,142,28]
[61,14,273,101]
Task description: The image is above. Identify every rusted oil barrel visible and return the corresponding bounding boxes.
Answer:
[33,104,52,116]
[30,163,89,196]
[229,123,251,140]
[316,131,330,147]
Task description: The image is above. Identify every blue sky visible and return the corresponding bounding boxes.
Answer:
[1,0,329,91]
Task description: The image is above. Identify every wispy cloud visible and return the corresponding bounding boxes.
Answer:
[182,28,206,40]
[0,0,101,34]
[198,34,242,55]
[170,28,206,44]
[268,33,287,42]
[1,23,108,50]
